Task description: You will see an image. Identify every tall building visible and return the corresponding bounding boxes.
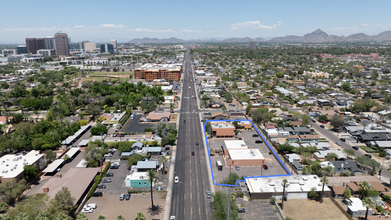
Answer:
[25,38,45,54]
[249,41,257,50]
[84,42,96,52]
[37,49,55,57]
[69,42,82,51]
[54,32,69,56]
[110,39,117,48]
[134,64,182,81]
[16,45,27,54]
[100,44,114,54]
[43,37,56,50]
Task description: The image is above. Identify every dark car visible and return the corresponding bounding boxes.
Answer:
[121,134,125,137]
[365,154,372,159]
[192,151,195,156]
[97,184,106,189]
[239,138,243,140]
[235,166,239,171]
[320,125,325,128]
[252,134,259,137]
[255,140,263,144]
[110,164,119,169]
[263,165,268,170]
[102,179,111,183]
[340,138,346,142]
[238,208,245,213]
[92,192,103,197]
[125,193,131,200]
[184,120,186,123]
[196,142,199,145]
[105,172,114,177]
[352,146,359,150]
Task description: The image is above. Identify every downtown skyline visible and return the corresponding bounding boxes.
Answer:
[1,0,391,43]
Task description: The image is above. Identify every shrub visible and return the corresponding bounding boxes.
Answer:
[102,162,111,176]
[236,191,244,198]
[86,175,102,199]
[269,197,276,205]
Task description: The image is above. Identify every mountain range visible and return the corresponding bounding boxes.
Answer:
[127,29,391,44]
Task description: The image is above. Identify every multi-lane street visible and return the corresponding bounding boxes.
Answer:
[170,46,212,219]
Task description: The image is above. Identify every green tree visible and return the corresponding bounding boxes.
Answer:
[320,176,328,203]
[45,150,57,163]
[160,155,167,174]
[326,153,338,161]
[97,215,106,220]
[329,115,344,130]
[35,212,49,220]
[281,179,288,210]
[343,187,351,200]
[116,214,125,220]
[55,212,71,220]
[47,187,75,218]
[0,179,26,205]
[134,212,146,220]
[146,170,160,211]
[222,173,240,185]
[341,82,351,92]
[6,194,48,220]
[362,197,375,220]
[277,143,295,153]
[318,115,328,122]
[15,213,29,220]
[76,213,88,220]
[211,191,238,220]
[0,202,7,213]
[23,165,38,181]
[359,181,371,199]
[86,103,101,120]
[301,114,311,126]
[308,187,318,200]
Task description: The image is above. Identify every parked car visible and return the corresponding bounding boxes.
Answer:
[120,193,125,201]
[336,142,341,146]
[238,208,245,213]
[340,138,346,142]
[239,138,242,140]
[206,191,211,199]
[235,166,240,171]
[255,140,263,144]
[110,164,119,169]
[252,134,259,137]
[97,184,106,189]
[320,125,325,128]
[105,172,114,177]
[352,146,359,150]
[86,203,97,209]
[174,176,179,183]
[365,154,372,159]
[125,193,131,200]
[263,165,268,170]
[92,192,103,197]
[102,179,111,183]
[82,207,94,213]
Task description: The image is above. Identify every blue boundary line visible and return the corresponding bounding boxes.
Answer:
[204,119,292,187]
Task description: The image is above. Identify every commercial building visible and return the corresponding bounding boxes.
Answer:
[125,172,151,188]
[110,39,117,48]
[246,175,331,200]
[134,64,182,81]
[0,150,45,183]
[54,32,69,56]
[26,38,45,54]
[16,45,27,54]
[83,42,96,52]
[43,37,56,50]
[37,49,55,57]
[249,41,257,49]
[100,43,114,54]
[211,122,235,138]
[223,140,265,166]
[146,110,171,122]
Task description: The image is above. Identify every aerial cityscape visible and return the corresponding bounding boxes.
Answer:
[2,0,391,220]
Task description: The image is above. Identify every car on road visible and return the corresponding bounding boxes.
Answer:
[252,134,259,137]
[125,193,131,200]
[174,176,179,183]
[320,125,325,128]
[206,191,211,198]
[322,121,327,124]
[184,120,186,123]
[105,172,114,177]
[352,146,359,150]
[336,142,341,146]
[170,216,176,220]
[102,179,111,183]
[263,165,268,170]
[92,192,103,197]
[235,166,240,171]
[110,164,119,169]
[196,141,199,145]
[97,184,106,189]
[120,193,125,201]
[192,151,195,156]
[365,154,372,159]
[238,208,246,213]
[255,140,263,144]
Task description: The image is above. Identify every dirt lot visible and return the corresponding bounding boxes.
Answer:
[84,191,167,220]
[282,199,348,220]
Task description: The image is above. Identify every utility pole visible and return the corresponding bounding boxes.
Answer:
[227,187,230,220]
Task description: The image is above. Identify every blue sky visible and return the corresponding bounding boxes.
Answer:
[1,0,391,43]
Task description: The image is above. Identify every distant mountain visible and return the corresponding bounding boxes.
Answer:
[126,30,391,44]
[270,29,391,43]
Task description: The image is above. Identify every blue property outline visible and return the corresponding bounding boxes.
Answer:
[204,119,292,187]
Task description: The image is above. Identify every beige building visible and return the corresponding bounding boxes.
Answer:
[84,42,97,52]
[223,140,265,167]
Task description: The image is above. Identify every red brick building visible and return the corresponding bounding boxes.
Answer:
[134,64,182,81]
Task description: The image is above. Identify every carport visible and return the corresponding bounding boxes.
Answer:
[136,161,159,172]
[42,159,65,173]
[77,139,90,147]
[61,147,80,160]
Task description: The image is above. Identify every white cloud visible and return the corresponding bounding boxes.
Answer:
[361,23,369,27]
[73,25,84,29]
[3,26,56,31]
[181,30,202,33]
[230,21,281,30]
[99,24,126,28]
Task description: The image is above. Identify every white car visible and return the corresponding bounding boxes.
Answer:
[86,203,97,209]
[170,216,176,220]
[174,176,179,183]
[81,207,93,213]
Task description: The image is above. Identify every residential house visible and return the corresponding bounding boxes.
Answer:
[330,186,346,199]
[330,161,363,175]
[299,135,319,143]
[347,198,372,218]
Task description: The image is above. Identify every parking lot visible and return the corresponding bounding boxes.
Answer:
[209,129,289,184]
[120,115,153,134]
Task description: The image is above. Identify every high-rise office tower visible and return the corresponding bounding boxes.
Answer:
[110,39,117,48]
[25,38,45,54]
[249,41,257,49]
[43,37,56,50]
[16,45,27,54]
[100,44,114,54]
[54,32,69,56]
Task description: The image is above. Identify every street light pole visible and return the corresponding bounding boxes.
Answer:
[227,187,230,220]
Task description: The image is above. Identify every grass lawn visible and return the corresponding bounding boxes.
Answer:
[358,145,374,152]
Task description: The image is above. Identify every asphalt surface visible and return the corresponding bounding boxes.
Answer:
[170,47,212,219]
[120,115,151,134]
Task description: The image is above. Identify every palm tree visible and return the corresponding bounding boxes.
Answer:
[320,176,329,203]
[362,197,375,220]
[56,213,70,220]
[97,215,106,220]
[116,214,125,220]
[35,212,49,220]
[15,213,29,220]
[358,181,371,199]
[134,212,145,220]
[76,213,88,220]
[160,155,167,174]
[281,179,288,210]
[146,170,160,211]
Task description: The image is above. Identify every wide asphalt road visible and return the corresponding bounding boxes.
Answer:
[170,46,212,219]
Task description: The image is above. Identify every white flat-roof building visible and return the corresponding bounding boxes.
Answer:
[0,150,45,182]
[224,140,248,150]
[347,198,372,217]
[246,175,331,200]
